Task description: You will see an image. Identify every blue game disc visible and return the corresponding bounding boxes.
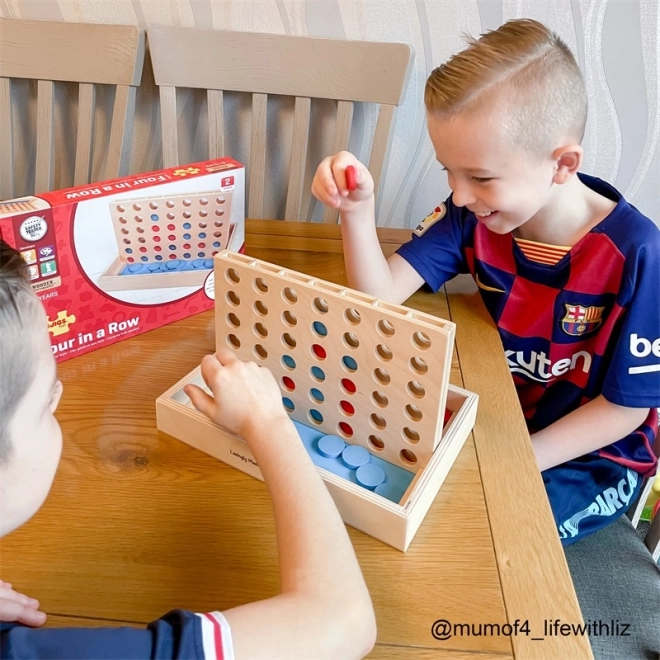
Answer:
[341,445,370,469]
[127,264,143,273]
[375,482,404,503]
[356,464,386,490]
[166,260,180,270]
[148,263,161,272]
[204,259,213,268]
[317,435,345,459]
[192,259,207,269]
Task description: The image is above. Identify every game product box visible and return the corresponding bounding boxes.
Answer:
[0,158,245,362]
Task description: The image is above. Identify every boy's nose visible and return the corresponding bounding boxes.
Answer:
[450,184,477,208]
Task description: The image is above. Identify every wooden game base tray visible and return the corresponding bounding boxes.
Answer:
[98,224,237,291]
[156,365,478,551]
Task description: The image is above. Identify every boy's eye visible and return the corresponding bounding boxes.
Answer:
[472,176,493,183]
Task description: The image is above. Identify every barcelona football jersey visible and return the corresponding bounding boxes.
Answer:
[396,174,660,544]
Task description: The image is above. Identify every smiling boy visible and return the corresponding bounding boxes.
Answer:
[0,238,376,658]
[312,17,660,659]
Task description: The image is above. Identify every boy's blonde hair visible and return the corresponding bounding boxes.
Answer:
[425,18,587,156]
[0,238,42,464]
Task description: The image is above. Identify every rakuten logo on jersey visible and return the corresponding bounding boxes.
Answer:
[505,349,591,383]
[629,334,660,375]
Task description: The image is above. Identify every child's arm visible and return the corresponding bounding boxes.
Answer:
[312,151,424,303]
[531,395,650,472]
[185,349,376,660]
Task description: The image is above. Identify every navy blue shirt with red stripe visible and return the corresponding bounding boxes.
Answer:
[397,174,660,544]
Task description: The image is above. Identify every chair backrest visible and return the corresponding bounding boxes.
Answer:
[148,26,413,223]
[0,18,145,198]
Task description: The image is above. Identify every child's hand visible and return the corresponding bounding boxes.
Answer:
[0,580,47,627]
[311,151,374,211]
[185,349,290,440]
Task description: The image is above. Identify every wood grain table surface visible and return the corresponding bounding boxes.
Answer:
[0,220,593,659]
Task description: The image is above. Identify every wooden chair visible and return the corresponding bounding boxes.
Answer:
[147,26,413,223]
[0,18,145,198]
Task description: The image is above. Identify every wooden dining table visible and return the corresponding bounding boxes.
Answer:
[1,220,593,659]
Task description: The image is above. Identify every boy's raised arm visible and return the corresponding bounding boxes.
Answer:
[185,349,377,660]
[312,151,424,304]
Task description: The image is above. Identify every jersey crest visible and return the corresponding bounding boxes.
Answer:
[413,204,446,236]
[561,303,604,336]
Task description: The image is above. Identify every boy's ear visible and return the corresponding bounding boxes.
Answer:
[552,144,583,184]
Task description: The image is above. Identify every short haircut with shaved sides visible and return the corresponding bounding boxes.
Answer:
[0,238,44,465]
[424,18,587,157]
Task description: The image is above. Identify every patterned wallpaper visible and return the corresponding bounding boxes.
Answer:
[2,0,658,229]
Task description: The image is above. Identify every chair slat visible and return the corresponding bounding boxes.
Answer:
[0,77,13,199]
[35,79,54,194]
[285,96,311,222]
[248,92,267,219]
[207,89,224,159]
[74,82,96,186]
[105,84,136,179]
[160,85,179,168]
[322,100,354,224]
[647,514,660,562]
[368,104,396,204]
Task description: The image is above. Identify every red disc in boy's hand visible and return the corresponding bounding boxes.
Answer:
[345,165,357,191]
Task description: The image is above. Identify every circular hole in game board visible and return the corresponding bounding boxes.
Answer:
[214,231,222,238]
[226,268,240,284]
[138,237,146,244]
[338,422,353,438]
[254,300,268,316]
[199,210,208,218]
[400,449,418,466]
[281,355,296,370]
[410,357,429,375]
[153,237,161,244]
[198,222,208,229]
[308,409,323,425]
[403,427,420,444]
[376,344,393,362]
[282,310,297,327]
[226,291,240,306]
[167,213,175,220]
[183,212,191,219]
[166,200,175,208]
[150,214,159,221]
[312,321,327,337]
[149,202,158,210]
[370,414,387,430]
[377,319,396,337]
[412,331,432,351]
[119,216,127,224]
[313,297,328,314]
[407,381,426,399]
[405,404,423,422]
[127,257,134,262]
[339,400,355,416]
[309,388,324,403]
[281,376,295,392]
[310,366,326,382]
[340,378,356,394]
[226,313,240,328]
[123,238,131,244]
[341,356,357,372]
[283,287,298,304]
[215,209,225,217]
[200,197,209,206]
[282,333,297,350]
[135,216,144,223]
[216,197,226,205]
[368,435,385,452]
[116,205,125,213]
[342,332,359,349]
[311,344,327,360]
[136,226,144,233]
[227,334,241,349]
[154,245,162,251]
[371,391,388,408]
[254,322,268,338]
[254,277,268,294]
[139,247,147,253]
[121,228,129,234]
[282,397,295,412]
[254,344,268,361]
[183,199,192,207]
[152,225,160,232]
[133,203,142,211]
[344,308,361,325]
[373,368,390,386]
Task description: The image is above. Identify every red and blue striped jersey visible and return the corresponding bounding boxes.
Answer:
[397,174,660,542]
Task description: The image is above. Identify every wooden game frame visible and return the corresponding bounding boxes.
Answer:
[156,251,479,551]
[97,191,234,292]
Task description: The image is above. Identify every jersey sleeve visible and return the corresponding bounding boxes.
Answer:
[395,199,471,293]
[0,609,234,660]
[602,233,660,408]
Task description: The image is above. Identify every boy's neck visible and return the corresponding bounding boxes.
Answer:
[514,176,617,246]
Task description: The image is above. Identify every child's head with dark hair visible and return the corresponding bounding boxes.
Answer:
[0,238,63,536]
